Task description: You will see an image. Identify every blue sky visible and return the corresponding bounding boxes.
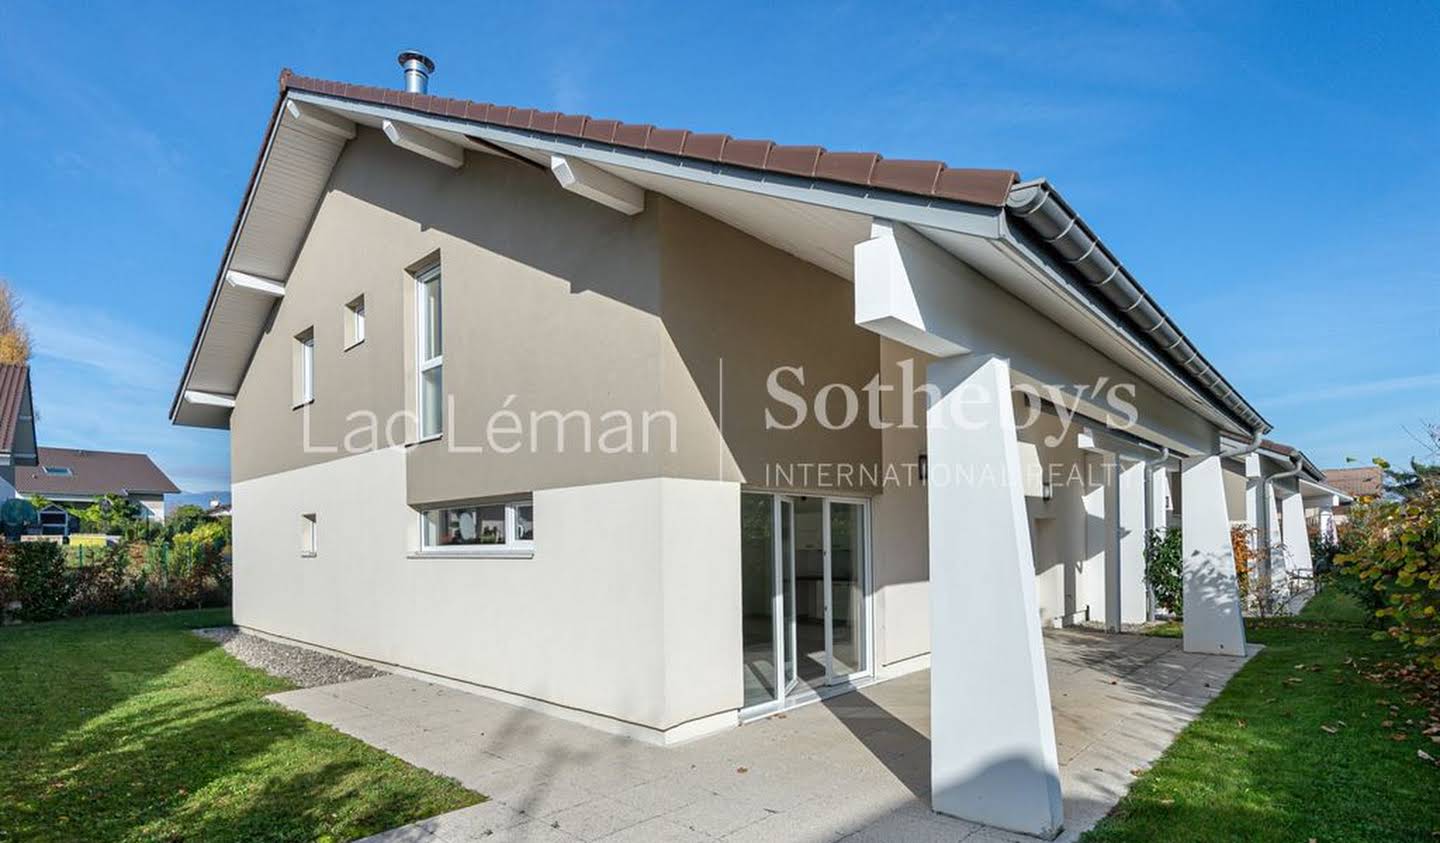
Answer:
[0,1,1436,491]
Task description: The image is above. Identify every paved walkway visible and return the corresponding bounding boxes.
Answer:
[268,630,1256,843]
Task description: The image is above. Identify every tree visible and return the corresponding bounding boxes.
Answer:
[166,504,208,537]
[1382,423,1440,500]
[0,278,31,365]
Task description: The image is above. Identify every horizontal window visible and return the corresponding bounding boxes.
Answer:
[421,500,533,552]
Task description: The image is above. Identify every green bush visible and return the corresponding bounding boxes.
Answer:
[1335,482,1440,668]
[1144,527,1183,618]
[6,542,73,621]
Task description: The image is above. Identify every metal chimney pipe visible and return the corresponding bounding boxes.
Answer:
[397,50,435,93]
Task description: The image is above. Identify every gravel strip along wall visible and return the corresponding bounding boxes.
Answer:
[193,627,388,688]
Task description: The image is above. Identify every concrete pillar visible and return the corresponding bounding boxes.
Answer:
[1265,484,1287,595]
[1180,454,1248,656]
[1281,492,1313,576]
[1118,459,1148,625]
[1147,463,1170,534]
[927,354,1063,839]
[1082,453,1109,627]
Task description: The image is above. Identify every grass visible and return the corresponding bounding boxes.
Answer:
[1084,588,1440,843]
[0,610,480,842]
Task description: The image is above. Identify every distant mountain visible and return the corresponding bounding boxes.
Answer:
[166,490,231,510]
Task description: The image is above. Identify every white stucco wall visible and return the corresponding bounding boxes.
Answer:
[233,446,741,742]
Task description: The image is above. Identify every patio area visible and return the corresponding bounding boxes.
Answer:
[270,629,1256,843]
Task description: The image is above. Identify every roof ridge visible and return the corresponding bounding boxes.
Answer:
[278,70,1019,208]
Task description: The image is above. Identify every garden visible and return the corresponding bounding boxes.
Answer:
[0,497,232,623]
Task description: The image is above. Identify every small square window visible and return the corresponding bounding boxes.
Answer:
[344,296,366,349]
[300,513,317,555]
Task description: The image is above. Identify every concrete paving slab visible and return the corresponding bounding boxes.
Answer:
[266,629,1255,842]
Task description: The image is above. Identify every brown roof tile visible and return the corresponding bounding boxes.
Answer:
[1323,466,1385,498]
[0,364,29,455]
[279,70,1019,207]
[17,447,179,497]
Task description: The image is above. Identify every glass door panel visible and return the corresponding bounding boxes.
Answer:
[740,493,777,708]
[779,497,798,695]
[826,500,868,681]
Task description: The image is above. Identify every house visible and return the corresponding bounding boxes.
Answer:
[0,364,40,498]
[1218,438,1350,591]
[15,447,180,527]
[172,55,1300,837]
[1322,465,1383,528]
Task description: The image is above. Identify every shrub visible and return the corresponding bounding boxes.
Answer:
[5,541,73,621]
[1336,483,1440,668]
[1144,527,1182,618]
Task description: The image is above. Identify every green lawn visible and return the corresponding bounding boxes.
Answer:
[0,610,480,843]
[1084,589,1440,843]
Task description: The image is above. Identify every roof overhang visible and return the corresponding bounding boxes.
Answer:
[172,82,1268,439]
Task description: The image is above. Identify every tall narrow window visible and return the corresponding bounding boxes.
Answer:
[344,295,366,349]
[416,266,443,438]
[294,328,315,407]
[300,513,317,555]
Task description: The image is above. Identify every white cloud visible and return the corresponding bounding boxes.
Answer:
[1261,373,1440,409]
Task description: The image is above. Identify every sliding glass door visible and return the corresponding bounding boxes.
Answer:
[740,492,870,714]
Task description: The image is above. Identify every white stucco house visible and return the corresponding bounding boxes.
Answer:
[170,56,1320,837]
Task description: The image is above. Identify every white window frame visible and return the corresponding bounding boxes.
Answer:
[300,513,318,556]
[417,499,534,557]
[344,295,366,349]
[415,265,443,440]
[295,329,315,407]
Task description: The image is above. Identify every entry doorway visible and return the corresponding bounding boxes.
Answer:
[740,492,872,716]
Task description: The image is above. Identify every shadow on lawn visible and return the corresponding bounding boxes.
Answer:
[2,610,463,843]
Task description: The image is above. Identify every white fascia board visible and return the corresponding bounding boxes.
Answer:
[382,119,464,168]
[287,92,1004,239]
[550,155,645,215]
[183,390,237,408]
[285,100,356,139]
[224,270,286,297]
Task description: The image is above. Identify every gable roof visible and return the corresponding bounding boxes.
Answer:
[280,71,1021,208]
[170,67,1271,442]
[17,446,180,497]
[1323,466,1384,499]
[0,364,38,464]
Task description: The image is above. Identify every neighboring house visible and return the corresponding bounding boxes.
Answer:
[206,498,233,518]
[1323,465,1384,526]
[172,56,1300,836]
[0,364,40,498]
[16,447,180,527]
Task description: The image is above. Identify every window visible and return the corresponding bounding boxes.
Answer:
[344,295,366,349]
[42,466,72,477]
[416,266,443,438]
[294,328,315,407]
[420,500,534,553]
[300,513,317,555]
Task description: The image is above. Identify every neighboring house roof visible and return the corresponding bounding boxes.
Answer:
[16,447,180,497]
[1323,466,1384,499]
[0,364,38,465]
[170,66,1270,440]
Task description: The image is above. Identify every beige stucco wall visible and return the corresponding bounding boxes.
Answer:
[233,446,740,739]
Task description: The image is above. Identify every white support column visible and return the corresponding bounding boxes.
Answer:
[1180,454,1248,656]
[1118,459,1148,625]
[1265,483,1288,594]
[928,354,1063,839]
[1082,452,1113,630]
[1145,461,1171,621]
[1281,492,1313,576]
